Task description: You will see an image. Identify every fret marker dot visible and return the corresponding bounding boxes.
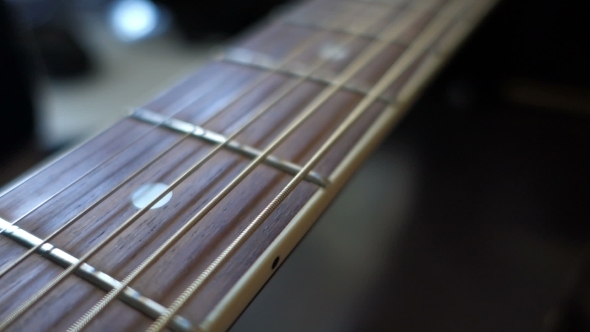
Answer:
[319,44,349,61]
[131,183,172,209]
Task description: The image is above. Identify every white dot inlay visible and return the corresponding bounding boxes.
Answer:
[131,183,172,209]
[319,44,349,61]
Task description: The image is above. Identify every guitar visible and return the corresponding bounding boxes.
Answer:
[0,0,498,330]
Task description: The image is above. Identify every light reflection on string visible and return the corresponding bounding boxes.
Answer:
[0,10,358,328]
[0,65,240,281]
[67,5,430,331]
[0,2,343,283]
[147,1,477,330]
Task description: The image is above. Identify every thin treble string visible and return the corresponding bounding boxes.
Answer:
[0,65,256,280]
[87,4,430,329]
[70,6,424,332]
[64,4,395,330]
[0,9,328,297]
[0,17,341,329]
[0,0,373,221]
[146,0,471,330]
[0,71,232,242]
[0,12,334,280]
[0,4,333,245]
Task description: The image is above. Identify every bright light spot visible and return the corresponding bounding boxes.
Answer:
[319,44,349,61]
[110,0,159,42]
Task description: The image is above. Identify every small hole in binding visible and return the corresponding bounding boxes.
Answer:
[271,256,280,270]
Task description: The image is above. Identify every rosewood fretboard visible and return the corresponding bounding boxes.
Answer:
[0,0,498,331]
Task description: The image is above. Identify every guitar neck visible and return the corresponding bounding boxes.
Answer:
[0,0,498,331]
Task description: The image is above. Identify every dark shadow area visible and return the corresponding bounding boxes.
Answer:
[346,0,590,330]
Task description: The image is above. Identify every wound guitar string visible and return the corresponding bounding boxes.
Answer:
[2,0,498,326]
[0,70,231,240]
[146,0,480,330]
[0,11,334,278]
[0,15,333,283]
[152,1,499,329]
[70,1,460,330]
[65,4,412,330]
[0,2,397,329]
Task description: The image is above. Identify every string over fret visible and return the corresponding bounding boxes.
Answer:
[146,0,497,330]
[0,218,194,332]
[130,108,330,187]
[0,14,353,329]
[0,0,500,329]
[219,48,396,105]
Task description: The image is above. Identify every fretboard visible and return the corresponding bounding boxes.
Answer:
[0,0,498,331]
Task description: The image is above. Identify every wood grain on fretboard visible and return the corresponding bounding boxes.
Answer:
[0,0,497,330]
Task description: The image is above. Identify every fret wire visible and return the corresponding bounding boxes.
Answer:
[0,218,194,332]
[0,61,243,204]
[280,1,409,40]
[67,6,435,331]
[0,65,240,280]
[130,108,330,187]
[65,6,405,330]
[0,73,226,227]
[1,2,386,326]
[0,19,333,329]
[285,1,404,39]
[0,0,338,245]
[283,0,403,39]
[354,0,466,23]
[0,66,250,281]
[147,1,477,329]
[220,49,396,105]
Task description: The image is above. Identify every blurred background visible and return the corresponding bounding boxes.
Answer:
[1,0,589,331]
[0,0,293,182]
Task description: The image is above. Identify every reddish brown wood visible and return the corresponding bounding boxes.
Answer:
[0,0,493,330]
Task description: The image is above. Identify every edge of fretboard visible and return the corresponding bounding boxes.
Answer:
[198,0,501,330]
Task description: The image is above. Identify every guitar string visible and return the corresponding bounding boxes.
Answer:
[0,0,390,243]
[0,20,333,282]
[64,4,404,330]
[0,70,239,271]
[66,5,436,331]
[146,1,472,330]
[0,0,351,204]
[0,8,337,303]
[8,0,449,328]
[0,70,241,219]
[0,0,357,242]
[0,3,388,328]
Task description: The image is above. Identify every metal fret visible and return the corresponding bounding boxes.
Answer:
[276,0,405,40]
[219,48,396,105]
[321,0,469,27]
[130,108,330,188]
[0,0,499,329]
[0,218,193,332]
[147,0,486,328]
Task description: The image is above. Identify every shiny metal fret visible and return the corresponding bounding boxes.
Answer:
[219,48,396,105]
[130,108,330,187]
[0,218,194,332]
